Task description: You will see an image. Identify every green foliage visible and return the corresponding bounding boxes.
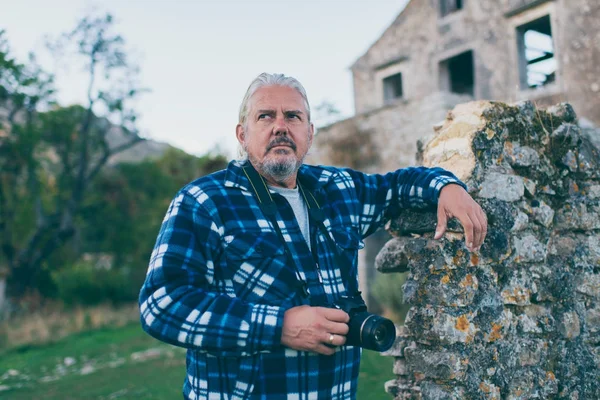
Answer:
[51,261,139,306]
[155,147,228,188]
[371,272,410,323]
[80,150,227,274]
[0,15,146,298]
[0,18,228,306]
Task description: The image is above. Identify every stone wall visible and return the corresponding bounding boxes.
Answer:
[376,101,600,399]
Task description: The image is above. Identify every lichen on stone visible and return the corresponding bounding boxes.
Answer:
[379,101,600,399]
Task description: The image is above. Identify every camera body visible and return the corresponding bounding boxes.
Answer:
[328,293,396,352]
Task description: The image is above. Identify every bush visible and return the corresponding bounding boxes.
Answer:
[371,272,410,324]
[52,262,139,306]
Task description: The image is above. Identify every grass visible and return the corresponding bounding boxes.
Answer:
[0,302,140,349]
[0,323,394,399]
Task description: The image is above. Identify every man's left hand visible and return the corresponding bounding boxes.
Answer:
[434,184,487,252]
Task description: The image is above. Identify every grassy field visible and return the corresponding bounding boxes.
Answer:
[0,323,394,399]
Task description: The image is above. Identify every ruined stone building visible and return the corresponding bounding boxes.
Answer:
[307,0,600,306]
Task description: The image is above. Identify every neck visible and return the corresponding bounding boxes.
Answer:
[263,172,297,189]
[246,159,298,189]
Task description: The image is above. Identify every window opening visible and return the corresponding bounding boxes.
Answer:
[440,0,463,17]
[440,50,475,96]
[383,73,403,103]
[517,15,556,89]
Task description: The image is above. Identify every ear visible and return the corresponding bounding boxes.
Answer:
[236,124,245,146]
[308,123,315,148]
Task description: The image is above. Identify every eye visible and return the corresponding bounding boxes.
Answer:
[287,113,301,120]
[258,113,270,120]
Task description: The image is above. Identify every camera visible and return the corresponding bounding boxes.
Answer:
[328,293,396,352]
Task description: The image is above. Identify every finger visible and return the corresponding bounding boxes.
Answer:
[467,208,482,250]
[317,307,350,323]
[459,212,475,250]
[321,332,347,348]
[435,204,448,240]
[314,344,336,356]
[476,209,488,249]
[323,321,350,336]
[334,334,346,346]
[323,333,347,347]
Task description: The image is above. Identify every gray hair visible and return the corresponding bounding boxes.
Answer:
[237,73,311,160]
[238,73,311,126]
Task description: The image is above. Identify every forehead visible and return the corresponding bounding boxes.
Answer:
[249,85,307,113]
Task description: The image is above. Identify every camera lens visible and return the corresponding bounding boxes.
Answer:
[373,325,387,342]
[354,313,396,352]
[334,295,396,352]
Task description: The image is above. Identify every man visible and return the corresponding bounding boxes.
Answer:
[139,73,487,399]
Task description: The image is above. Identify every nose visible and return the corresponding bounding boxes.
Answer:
[273,115,288,135]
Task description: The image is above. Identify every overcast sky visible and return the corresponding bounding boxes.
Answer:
[2,0,409,158]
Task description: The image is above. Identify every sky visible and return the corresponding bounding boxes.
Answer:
[1,0,410,158]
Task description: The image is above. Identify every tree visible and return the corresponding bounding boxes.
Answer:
[0,14,146,309]
[80,149,227,275]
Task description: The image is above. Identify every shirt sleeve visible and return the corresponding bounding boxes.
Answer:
[340,166,467,238]
[138,189,285,357]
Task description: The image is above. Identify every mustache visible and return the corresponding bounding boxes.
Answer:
[266,137,297,152]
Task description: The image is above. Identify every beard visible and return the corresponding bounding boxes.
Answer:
[261,152,301,182]
[246,136,305,184]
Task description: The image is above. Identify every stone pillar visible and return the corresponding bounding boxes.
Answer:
[376,101,600,399]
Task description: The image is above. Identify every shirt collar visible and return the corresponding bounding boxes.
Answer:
[224,159,332,193]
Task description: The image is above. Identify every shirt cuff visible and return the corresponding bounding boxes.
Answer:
[247,304,285,352]
[430,176,468,203]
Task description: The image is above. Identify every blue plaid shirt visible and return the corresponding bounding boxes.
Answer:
[139,160,464,400]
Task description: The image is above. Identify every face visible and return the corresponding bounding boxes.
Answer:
[236,85,314,187]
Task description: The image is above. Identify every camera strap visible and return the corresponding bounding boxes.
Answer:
[242,162,359,297]
[297,183,360,296]
[241,163,310,298]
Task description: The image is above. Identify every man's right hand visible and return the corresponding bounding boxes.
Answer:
[281,305,350,356]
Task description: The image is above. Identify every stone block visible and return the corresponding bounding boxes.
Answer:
[511,211,529,231]
[376,237,410,273]
[516,339,549,366]
[585,306,600,334]
[405,307,479,345]
[547,103,577,123]
[576,273,600,298]
[404,348,468,381]
[403,267,481,308]
[478,380,501,400]
[531,200,555,227]
[516,305,555,334]
[587,235,600,266]
[388,210,463,237]
[503,142,540,167]
[478,172,525,202]
[501,272,534,306]
[559,311,581,339]
[419,381,466,400]
[523,177,537,196]
[393,358,410,376]
[555,201,600,231]
[506,370,541,400]
[513,234,546,263]
[482,309,514,343]
[421,102,492,182]
[588,185,600,199]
